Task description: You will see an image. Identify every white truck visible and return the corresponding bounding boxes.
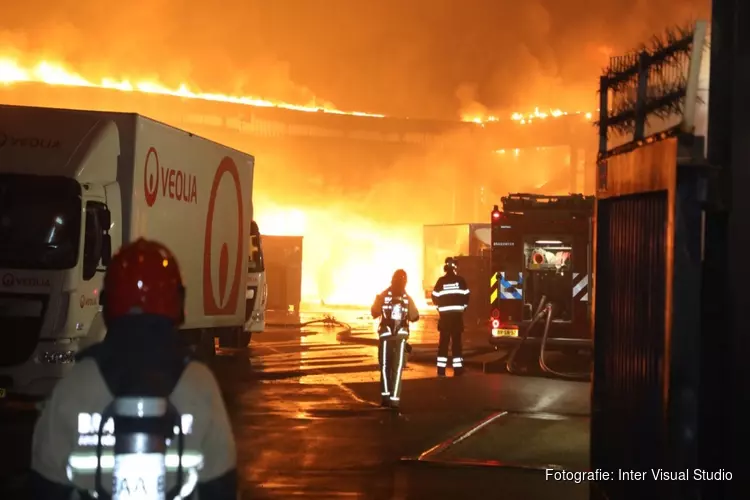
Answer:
[0,104,267,399]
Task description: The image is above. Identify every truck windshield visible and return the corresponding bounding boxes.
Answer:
[0,174,82,270]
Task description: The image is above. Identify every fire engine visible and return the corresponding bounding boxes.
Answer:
[489,193,594,352]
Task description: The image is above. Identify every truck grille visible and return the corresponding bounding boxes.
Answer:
[0,293,48,367]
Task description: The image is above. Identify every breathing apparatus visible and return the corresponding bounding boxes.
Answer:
[101,397,183,500]
[65,239,203,499]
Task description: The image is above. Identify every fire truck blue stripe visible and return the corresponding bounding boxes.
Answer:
[499,273,522,300]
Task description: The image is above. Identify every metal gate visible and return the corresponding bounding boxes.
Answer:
[591,141,710,500]
[592,191,668,496]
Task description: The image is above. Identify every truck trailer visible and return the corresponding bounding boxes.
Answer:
[0,104,266,398]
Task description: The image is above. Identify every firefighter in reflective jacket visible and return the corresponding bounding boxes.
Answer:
[371,269,420,409]
[30,238,237,500]
[431,257,470,376]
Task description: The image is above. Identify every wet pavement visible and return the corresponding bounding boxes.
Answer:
[223,308,591,499]
[1,307,592,499]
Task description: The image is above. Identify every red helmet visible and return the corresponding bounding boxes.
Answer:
[103,238,185,324]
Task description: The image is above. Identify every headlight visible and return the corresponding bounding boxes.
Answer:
[40,350,76,364]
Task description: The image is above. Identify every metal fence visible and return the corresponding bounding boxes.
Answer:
[596,22,708,157]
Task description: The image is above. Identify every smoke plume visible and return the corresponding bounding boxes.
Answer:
[0,0,710,118]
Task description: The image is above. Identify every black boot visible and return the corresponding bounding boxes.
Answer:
[437,367,446,377]
[381,396,391,407]
[453,367,465,376]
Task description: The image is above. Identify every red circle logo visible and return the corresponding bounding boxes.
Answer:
[144,147,160,207]
[203,157,245,315]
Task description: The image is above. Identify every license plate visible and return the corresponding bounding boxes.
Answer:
[492,328,518,338]
[0,388,6,398]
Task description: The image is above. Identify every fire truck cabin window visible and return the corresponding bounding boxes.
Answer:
[524,238,572,271]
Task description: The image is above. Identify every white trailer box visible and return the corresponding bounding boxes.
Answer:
[0,104,259,398]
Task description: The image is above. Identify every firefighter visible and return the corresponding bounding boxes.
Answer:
[432,257,470,376]
[371,269,420,409]
[30,238,237,499]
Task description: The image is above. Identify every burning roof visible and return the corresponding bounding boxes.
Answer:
[0,56,594,125]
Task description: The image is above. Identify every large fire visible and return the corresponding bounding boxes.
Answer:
[0,56,592,124]
[255,201,427,309]
[462,107,594,125]
[0,57,384,117]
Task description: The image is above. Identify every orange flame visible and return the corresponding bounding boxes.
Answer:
[0,57,384,118]
[255,202,426,309]
[0,57,596,127]
[463,107,594,125]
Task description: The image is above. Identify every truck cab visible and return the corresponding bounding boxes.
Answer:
[243,221,267,340]
[0,174,114,398]
[0,105,266,400]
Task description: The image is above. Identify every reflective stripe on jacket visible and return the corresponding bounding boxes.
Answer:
[431,274,470,314]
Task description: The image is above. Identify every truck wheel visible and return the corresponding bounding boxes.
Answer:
[217,332,233,349]
[196,331,216,360]
[238,331,252,348]
[218,330,251,348]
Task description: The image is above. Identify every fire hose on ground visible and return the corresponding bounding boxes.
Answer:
[505,296,591,382]
[266,314,414,354]
[267,314,354,336]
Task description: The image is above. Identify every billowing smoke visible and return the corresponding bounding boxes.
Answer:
[0,0,709,118]
[450,0,711,118]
